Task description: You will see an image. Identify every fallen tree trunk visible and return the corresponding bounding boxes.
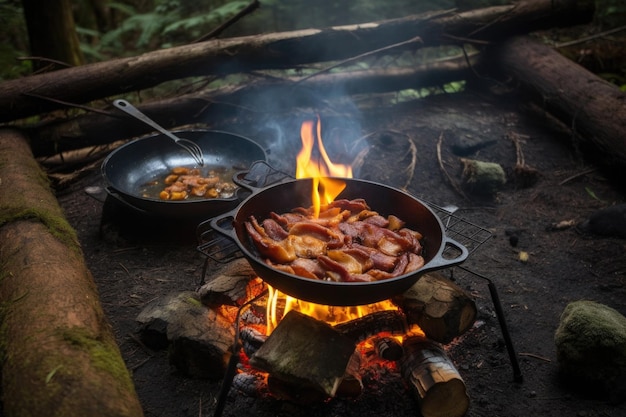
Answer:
[29,53,478,157]
[0,128,144,417]
[0,0,593,123]
[488,36,626,181]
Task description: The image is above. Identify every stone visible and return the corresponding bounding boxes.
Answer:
[460,158,506,195]
[577,203,626,239]
[554,300,626,398]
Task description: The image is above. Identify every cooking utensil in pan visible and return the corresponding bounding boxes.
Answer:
[210,176,469,306]
[101,129,267,218]
[113,99,205,166]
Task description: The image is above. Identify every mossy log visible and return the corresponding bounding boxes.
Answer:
[0,128,144,417]
[488,35,626,181]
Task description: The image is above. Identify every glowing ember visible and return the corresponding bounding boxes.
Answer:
[296,118,352,218]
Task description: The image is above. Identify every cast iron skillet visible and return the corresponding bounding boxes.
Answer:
[210,176,469,306]
[101,129,267,219]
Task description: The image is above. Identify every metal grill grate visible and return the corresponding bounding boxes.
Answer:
[426,204,492,256]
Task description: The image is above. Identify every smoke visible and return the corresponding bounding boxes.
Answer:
[243,83,369,178]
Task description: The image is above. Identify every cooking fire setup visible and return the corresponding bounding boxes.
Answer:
[97,115,522,417]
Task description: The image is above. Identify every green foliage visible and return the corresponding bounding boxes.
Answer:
[0,0,30,80]
[163,1,249,39]
[101,12,172,50]
[595,0,626,28]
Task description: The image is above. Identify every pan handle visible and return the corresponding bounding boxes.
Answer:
[425,236,469,270]
[209,208,239,241]
[232,160,294,193]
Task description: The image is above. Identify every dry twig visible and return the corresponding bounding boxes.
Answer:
[558,167,597,185]
[555,25,626,48]
[295,36,423,84]
[193,0,261,42]
[509,131,540,187]
[402,138,418,191]
[436,131,468,200]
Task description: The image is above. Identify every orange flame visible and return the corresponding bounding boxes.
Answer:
[296,118,352,218]
[266,286,400,334]
[265,118,403,335]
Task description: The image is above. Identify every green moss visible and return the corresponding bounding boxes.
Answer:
[0,142,81,253]
[0,207,80,253]
[555,300,626,387]
[62,327,136,394]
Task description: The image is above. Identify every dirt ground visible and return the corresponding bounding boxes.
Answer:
[57,86,626,417]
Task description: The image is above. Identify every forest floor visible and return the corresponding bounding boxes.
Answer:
[56,78,626,417]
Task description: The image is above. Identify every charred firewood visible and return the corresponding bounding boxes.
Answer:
[231,371,267,397]
[393,272,477,343]
[239,326,267,358]
[401,335,470,417]
[333,310,409,343]
[373,336,404,361]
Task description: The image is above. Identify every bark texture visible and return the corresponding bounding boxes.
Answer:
[0,128,144,417]
[0,0,593,123]
[489,35,626,179]
[28,53,478,157]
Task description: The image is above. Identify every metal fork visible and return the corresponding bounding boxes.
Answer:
[113,99,205,166]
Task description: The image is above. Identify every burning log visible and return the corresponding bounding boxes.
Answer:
[393,272,477,343]
[249,310,356,401]
[333,310,410,343]
[373,335,404,361]
[0,128,143,417]
[401,335,470,417]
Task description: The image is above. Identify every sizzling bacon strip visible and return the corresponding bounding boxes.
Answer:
[245,198,425,282]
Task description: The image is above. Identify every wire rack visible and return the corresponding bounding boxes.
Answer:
[427,204,492,256]
[196,201,492,271]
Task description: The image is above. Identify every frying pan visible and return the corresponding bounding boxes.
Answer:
[210,176,469,306]
[101,129,267,218]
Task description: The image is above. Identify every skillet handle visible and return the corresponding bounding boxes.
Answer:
[232,160,294,192]
[209,208,239,241]
[426,237,469,270]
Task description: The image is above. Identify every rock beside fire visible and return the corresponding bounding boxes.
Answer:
[393,272,477,344]
[135,291,235,379]
[460,158,506,195]
[555,300,626,400]
[249,310,357,401]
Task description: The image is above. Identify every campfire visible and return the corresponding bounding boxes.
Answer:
[178,118,481,417]
[197,275,474,416]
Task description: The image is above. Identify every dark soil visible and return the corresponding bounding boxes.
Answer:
[57,87,626,417]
